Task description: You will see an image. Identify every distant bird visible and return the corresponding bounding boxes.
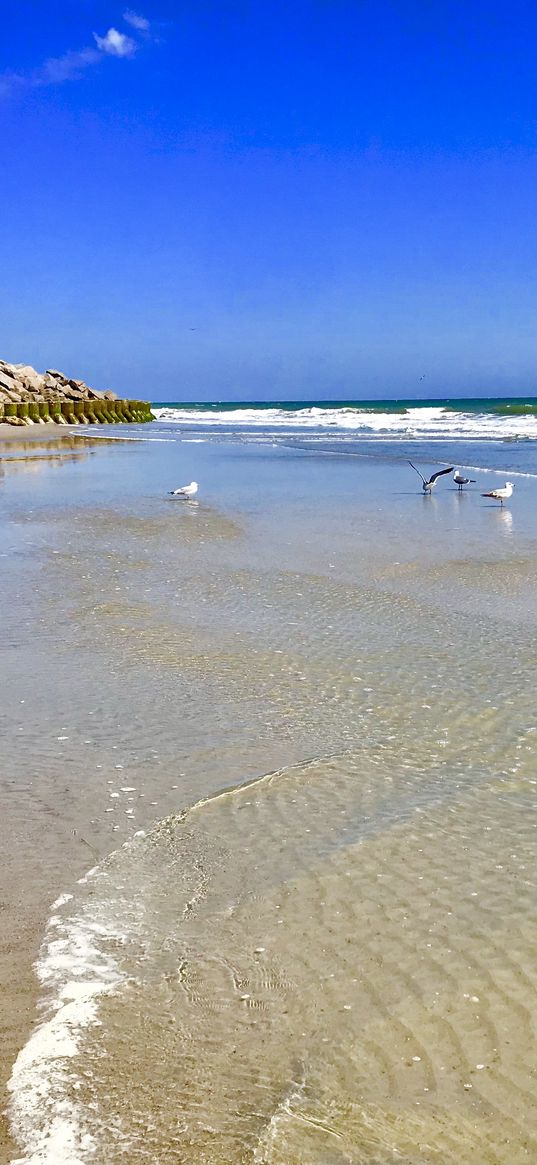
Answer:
[481,482,514,506]
[169,481,198,499]
[453,469,476,490]
[408,461,454,493]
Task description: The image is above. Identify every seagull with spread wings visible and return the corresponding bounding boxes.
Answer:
[408,461,454,493]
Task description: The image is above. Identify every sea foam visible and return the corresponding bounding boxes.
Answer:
[152,403,537,441]
[7,868,127,1165]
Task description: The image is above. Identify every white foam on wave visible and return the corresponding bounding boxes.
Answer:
[7,862,134,1165]
[453,463,537,479]
[152,404,537,442]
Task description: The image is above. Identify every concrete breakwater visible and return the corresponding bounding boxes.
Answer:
[0,359,153,425]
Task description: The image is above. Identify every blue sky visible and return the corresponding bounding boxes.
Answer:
[2,1,537,401]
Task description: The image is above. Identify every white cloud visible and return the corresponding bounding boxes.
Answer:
[123,10,150,32]
[93,27,137,58]
[0,16,155,96]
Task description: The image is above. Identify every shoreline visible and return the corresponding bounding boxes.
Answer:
[0,424,148,441]
[0,423,81,441]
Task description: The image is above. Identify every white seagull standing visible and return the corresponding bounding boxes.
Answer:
[481,482,514,506]
[408,461,454,493]
[453,469,476,490]
[169,480,198,499]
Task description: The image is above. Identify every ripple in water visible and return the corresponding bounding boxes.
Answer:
[6,490,537,1164]
[9,744,537,1164]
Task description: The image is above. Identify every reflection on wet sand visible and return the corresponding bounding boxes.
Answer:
[0,431,125,477]
[489,506,514,534]
[0,451,92,473]
[0,433,123,456]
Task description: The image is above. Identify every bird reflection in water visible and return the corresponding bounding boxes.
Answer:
[492,506,514,535]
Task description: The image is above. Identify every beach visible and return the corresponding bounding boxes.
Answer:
[2,413,537,1163]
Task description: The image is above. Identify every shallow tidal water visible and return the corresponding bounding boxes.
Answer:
[2,428,537,1163]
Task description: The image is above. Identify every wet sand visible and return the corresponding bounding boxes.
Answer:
[0,424,84,440]
[1,430,537,1163]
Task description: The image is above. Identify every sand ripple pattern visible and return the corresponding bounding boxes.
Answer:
[10,747,537,1164]
[5,496,537,1164]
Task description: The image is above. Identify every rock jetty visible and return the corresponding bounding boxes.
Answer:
[0,359,153,425]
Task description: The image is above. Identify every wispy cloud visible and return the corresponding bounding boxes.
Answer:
[0,47,100,95]
[43,48,101,83]
[1,13,153,96]
[123,10,150,32]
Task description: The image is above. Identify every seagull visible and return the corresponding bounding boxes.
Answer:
[408,461,454,493]
[169,481,198,499]
[481,482,514,506]
[453,469,476,490]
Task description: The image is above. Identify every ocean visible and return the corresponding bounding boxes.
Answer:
[153,394,537,439]
[2,401,537,1164]
[151,395,537,476]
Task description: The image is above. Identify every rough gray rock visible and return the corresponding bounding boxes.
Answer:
[0,359,118,403]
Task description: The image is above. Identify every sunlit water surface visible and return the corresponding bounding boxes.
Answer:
[2,428,537,1164]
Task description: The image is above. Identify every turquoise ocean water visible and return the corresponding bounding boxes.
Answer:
[153,396,537,415]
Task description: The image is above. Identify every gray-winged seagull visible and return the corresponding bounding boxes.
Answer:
[453,469,476,490]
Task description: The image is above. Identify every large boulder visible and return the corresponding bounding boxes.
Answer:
[65,387,89,400]
[45,369,68,383]
[13,365,44,393]
[0,372,17,393]
[42,374,62,392]
[0,387,24,402]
